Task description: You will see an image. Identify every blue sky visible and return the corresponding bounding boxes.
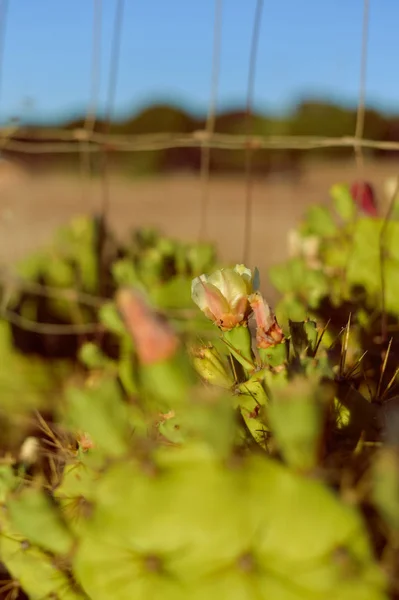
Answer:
[1,0,398,124]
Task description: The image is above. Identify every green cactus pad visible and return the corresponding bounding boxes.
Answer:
[73,443,386,600]
[7,486,75,555]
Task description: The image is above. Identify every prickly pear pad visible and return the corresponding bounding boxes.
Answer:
[0,532,84,600]
[73,443,386,600]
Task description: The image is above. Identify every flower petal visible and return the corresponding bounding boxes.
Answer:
[234,264,252,279]
[234,263,254,294]
[191,274,209,311]
[192,277,230,321]
[208,268,247,309]
[206,269,229,297]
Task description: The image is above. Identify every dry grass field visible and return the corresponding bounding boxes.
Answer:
[0,158,397,300]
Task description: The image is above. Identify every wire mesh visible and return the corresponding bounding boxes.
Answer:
[0,0,391,336]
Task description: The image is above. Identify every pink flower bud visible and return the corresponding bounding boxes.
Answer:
[117,289,179,365]
[248,292,284,349]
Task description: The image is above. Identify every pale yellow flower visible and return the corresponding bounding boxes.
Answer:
[191,265,255,330]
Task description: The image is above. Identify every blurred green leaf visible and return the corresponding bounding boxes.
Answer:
[112,258,141,287]
[303,205,338,237]
[79,342,111,369]
[267,375,326,472]
[73,443,386,600]
[150,277,193,309]
[99,301,126,335]
[64,377,131,457]
[331,183,356,222]
[1,531,83,599]
[7,487,74,555]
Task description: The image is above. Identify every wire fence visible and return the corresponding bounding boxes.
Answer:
[0,0,391,338]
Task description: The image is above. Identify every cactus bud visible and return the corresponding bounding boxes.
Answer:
[248,292,284,350]
[116,288,194,408]
[192,344,234,389]
[117,288,179,366]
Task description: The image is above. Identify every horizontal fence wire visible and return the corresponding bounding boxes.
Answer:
[2,131,399,153]
[0,268,207,335]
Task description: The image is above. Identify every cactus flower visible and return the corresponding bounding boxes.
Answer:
[191,264,255,331]
[248,291,284,349]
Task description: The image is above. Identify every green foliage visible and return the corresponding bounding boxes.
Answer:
[271,183,399,326]
[0,320,72,454]
[2,181,399,598]
[0,283,391,600]
[70,445,384,600]
[3,217,217,355]
[331,183,357,222]
[7,486,75,555]
[64,378,132,458]
[267,374,328,472]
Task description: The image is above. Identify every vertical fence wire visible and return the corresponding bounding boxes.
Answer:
[100,0,124,224]
[0,0,9,150]
[79,0,103,204]
[352,0,392,346]
[354,0,370,174]
[98,0,124,294]
[0,0,7,110]
[242,0,264,266]
[198,0,223,243]
[0,0,11,315]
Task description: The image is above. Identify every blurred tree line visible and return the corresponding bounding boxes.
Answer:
[4,100,399,177]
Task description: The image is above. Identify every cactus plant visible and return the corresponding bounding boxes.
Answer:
[1,184,399,598]
[0,260,395,598]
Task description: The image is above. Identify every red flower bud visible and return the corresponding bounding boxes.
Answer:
[350,181,378,217]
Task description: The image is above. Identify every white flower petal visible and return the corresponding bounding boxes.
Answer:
[234,263,256,294]
[191,274,209,311]
[219,269,247,309]
[192,265,254,321]
[206,269,227,297]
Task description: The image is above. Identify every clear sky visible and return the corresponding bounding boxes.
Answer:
[1,0,398,124]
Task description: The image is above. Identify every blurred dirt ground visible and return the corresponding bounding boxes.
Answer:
[0,158,396,301]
